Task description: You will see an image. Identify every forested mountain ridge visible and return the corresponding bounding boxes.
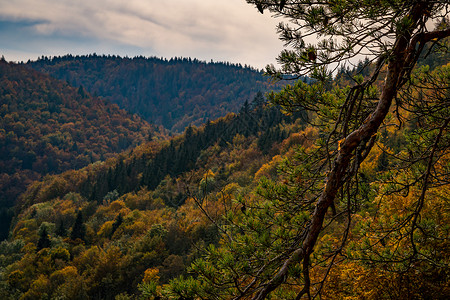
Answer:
[0,94,308,299]
[15,92,305,209]
[0,61,448,299]
[28,55,276,132]
[1,0,449,298]
[0,60,155,240]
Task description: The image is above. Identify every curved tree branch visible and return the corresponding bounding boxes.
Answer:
[250,2,445,298]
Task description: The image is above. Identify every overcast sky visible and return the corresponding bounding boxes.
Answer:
[0,0,285,69]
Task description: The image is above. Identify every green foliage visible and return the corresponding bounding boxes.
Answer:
[0,60,153,240]
[0,94,306,298]
[28,54,275,132]
[0,3,448,298]
[164,2,450,298]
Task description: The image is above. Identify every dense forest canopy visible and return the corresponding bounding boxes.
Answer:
[0,60,154,240]
[0,0,449,299]
[28,55,276,132]
[0,93,308,299]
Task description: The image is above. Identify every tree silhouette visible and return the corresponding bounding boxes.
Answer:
[37,226,51,251]
[55,219,66,237]
[70,211,85,241]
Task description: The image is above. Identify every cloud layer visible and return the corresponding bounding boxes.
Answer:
[0,0,284,68]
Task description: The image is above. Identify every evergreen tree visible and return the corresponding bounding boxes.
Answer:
[0,208,12,241]
[110,214,123,238]
[55,219,66,237]
[71,211,85,241]
[167,1,450,299]
[37,226,51,251]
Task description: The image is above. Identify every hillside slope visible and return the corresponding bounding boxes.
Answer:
[0,60,447,299]
[0,60,154,239]
[28,55,276,132]
[0,95,307,298]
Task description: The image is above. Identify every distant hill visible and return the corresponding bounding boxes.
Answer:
[0,60,154,239]
[28,55,276,132]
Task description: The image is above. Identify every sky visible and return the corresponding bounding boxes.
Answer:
[0,0,285,69]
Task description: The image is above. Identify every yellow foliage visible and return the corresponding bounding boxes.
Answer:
[97,220,114,237]
[232,133,246,146]
[96,199,131,219]
[122,188,164,210]
[255,155,282,180]
[49,266,78,284]
[123,220,147,236]
[203,169,215,180]
[50,247,71,262]
[50,266,86,299]
[281,126,318,152]
[142,267,160,283]
[109,200,128,212]
[38,176,69,204]
[73,245,101,267]
[54,199,77,216]
[359,142,388,177]
[177,198,205,232]
[21,274,50,300]
[216,182,240,206]
[13,219,38,242]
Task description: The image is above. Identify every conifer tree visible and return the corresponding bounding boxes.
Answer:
[55,219,66,237]
[110,214,123,238]
[71,211,85,241]
[168,1,450,299]
[37,226,51,251]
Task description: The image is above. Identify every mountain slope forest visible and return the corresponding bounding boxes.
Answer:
[0,60,156,240]
[0,94,307,299]
[0,1,449,300]
[28,55,276,132]
[1,57,448,299]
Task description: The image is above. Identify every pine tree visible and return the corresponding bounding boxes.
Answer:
[37,226,51,251]
[70,211,85,241]
[110,214,123,238]
[55,219,66,237]
[168,1,450,299]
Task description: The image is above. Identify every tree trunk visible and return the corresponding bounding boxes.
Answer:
[252,2,433,299]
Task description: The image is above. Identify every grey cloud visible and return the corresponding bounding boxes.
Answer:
[0,0,284,68]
